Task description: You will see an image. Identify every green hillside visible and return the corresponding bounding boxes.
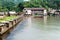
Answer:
[0,0,60,12]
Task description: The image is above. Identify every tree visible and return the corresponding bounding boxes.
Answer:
[18,3,24,12]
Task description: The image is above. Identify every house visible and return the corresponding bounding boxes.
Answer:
[0,12,6,19]
[23,8,47,17]
[9,11,17,16]
[54,10,60,15]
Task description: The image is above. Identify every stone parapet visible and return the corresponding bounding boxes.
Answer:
[0,14,24,35]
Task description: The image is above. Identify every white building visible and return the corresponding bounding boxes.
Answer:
[0,12,5,19]
[23,8,47,17]
[9,11,17,16]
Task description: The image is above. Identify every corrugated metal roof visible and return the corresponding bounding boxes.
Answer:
[24,8,45,10]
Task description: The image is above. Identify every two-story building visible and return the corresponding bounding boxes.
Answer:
[23,8,47,17]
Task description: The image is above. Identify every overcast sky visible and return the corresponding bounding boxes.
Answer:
[24,0,29,1]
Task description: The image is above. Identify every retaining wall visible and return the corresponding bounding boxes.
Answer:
[0,14,24,35]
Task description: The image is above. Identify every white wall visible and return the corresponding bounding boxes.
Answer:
[26,10,31,14]
[44,10,47,15]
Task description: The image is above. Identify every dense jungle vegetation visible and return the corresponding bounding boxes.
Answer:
[0,0,60,12]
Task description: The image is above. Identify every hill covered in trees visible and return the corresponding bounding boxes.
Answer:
[0,0,60,12]
[0,0,24,12]
[23,0,60,9]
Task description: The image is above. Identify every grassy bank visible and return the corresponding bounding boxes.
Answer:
[0,16,17,22]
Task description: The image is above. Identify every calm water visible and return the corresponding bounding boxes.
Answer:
[1,16,60,40]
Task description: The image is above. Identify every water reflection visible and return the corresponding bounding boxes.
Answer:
[0,31,10,40]
[0,26,16,40]
[0,16,60,40]
[43,16,47,24]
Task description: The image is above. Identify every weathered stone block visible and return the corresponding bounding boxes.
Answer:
[13,20,16,26]
[9,20,13,26]
[10,20,15,26]
[0,24,7,34]
[13,19,16,25]
[2,21,12,28]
